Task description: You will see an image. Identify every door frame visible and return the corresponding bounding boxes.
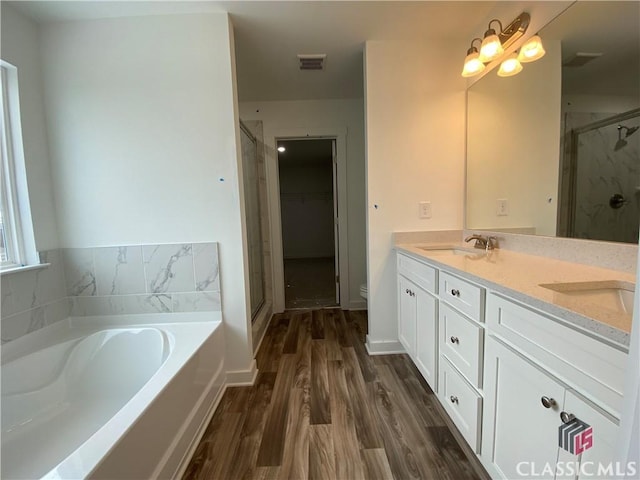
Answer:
[267,127,349,312]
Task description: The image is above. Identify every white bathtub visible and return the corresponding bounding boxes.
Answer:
[1,312,226,480]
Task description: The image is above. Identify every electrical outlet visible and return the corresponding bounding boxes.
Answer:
[419,201,432,219]
[496,198,509,216]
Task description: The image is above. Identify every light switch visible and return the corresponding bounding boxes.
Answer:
[419,201,432,219]
[497,198,509,216]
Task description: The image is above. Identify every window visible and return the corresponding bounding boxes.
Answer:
[1,60,38,270]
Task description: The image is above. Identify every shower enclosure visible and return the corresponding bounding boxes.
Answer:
[240,121,265,319]
[565,109,640,243]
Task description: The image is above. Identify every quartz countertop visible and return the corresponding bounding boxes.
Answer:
[396,243,635,349]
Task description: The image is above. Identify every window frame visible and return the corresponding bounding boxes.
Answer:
[1,60,38,271]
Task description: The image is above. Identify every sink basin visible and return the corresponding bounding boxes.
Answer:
[417,246,484,257]
[539,280,635,314]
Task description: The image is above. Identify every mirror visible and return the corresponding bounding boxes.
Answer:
[466,1,640,243]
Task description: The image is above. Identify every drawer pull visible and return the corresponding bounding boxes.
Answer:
[540,396,556,409]
[450,395,459,404]
[560,411,576,424]
[451,289,460,297]
[450,336,460,344]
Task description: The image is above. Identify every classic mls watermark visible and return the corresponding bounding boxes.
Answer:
[516,461,638,477]
[515,417,638,477]
[559,417,593,455]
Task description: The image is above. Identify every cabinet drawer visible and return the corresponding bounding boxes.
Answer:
[439,356,482,453]
[440,303,483,388]
[397,253,437,293]
[439,271,484,321]
[487,293,627,417]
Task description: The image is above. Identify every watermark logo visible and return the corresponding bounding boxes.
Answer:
[516,461,638,478]
[559,417,593,455]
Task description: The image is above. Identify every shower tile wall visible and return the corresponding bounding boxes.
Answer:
[64,242,221,316]
[1,250,71,343]
[559,112,611,234]
[560,112,640,242]
[0,242,221,344]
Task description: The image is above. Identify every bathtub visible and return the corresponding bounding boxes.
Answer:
[1,312,226,480]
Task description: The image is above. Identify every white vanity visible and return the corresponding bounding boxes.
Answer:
[395,242,633,479]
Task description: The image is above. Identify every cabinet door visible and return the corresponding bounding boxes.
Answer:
[556,391,619,480]
[415,288,438,391]
[482,337,565,480]
[398,275,417,358]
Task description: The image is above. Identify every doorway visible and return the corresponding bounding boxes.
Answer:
[277,138,338,309]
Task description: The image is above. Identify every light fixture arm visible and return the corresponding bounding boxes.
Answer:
[467,37,483,55]
[486,19,504,35]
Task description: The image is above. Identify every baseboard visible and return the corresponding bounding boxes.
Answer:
[365,335,405,355]
[226,359,258,385]
[348,299,367,310]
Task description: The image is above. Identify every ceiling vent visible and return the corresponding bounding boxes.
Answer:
[563,52,603,67]
[298,54,326,71]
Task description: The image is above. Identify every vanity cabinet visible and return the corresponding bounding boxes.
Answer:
[398,275,418,358]
[437,270,486,452]
[397,253,438,390]
[483,336,619,480]
[395,249,627,479]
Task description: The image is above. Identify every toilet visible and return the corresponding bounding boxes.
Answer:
[359,283,368,299]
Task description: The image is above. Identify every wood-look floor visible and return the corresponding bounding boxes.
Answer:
[183,309,487,480]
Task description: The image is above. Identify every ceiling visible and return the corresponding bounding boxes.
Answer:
[541,1,640,97]
[8,0,496,102]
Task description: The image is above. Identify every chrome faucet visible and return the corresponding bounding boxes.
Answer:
[465,234,498,251]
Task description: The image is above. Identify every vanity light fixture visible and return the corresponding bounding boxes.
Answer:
[479,20,505,62]
[461,12,531,78]
[497,53,523,77]
[518,34,546,63]
[277,146,286,153]
[461,38,486,77]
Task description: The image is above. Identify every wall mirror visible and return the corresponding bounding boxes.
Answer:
[466,1,640,243]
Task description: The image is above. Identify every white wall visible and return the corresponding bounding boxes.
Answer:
[0,5,60,250]
[39,13,253,376]
[467,40,562,236]
[239,99,366,309]
[364,40,467,351]
[562,95,640,114]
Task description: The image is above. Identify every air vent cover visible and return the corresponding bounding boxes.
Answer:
[298,54,326,71]
[563,52,603,67]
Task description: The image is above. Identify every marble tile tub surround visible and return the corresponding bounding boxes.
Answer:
[1,249,71,343]
[62,242,222,317]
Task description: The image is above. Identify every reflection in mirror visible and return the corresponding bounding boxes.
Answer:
[466,1,640,243]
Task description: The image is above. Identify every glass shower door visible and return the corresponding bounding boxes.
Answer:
[240,122,265,319]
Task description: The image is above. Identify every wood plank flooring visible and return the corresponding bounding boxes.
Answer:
[183,308,487,480]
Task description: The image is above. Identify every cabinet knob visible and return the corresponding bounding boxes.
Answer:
[451,289,460,297]
[540,396,556,409]
[405,288,410,294]
[450,336,460,344]
[450,395,459,404]
[560,411,576,424]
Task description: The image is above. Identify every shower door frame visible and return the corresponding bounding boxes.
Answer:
[565,108,640,239]
[239,120,266,320]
